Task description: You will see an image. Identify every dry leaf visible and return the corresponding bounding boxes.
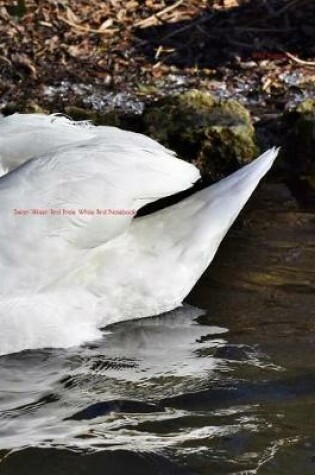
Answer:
[66,7,81,25]
[126,1,139,10]
[12,54,37,78]
[98,18,113,31]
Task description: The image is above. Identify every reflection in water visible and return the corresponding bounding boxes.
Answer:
[0,305,230,452]
[0,183,315,474]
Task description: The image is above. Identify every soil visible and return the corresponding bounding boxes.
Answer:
[0,0,314,117]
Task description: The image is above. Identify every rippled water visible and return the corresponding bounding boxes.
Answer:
[0,183,314,474]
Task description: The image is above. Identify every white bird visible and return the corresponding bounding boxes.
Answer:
[0,113,278,355]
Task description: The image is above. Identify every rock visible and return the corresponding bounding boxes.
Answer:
[276,99,315,203]
[64,106,144,132]
[64,106,122,127]
[24,101,48,114]
[284,99,315,177]
[296,99,315,115]
[143,90,258,179]
[1,101,48,116]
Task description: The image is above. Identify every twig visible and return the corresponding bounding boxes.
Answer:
[134,12,216,49]
[0,55,12,66]
[235,0,313,28]
[273,0,312,17]
[234,27,293,32]
[285,52,315,67]
[160,12,216,42]
[135,0,185,28]
[227,38,257,50]
[59,16,118,35]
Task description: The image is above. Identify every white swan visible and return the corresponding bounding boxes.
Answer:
[0,113,279,355]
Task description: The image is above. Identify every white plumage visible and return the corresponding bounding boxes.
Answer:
[0,113,278,355]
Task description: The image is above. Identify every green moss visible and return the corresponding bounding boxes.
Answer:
[143,90,258,178]
[283,100,315,186]
[24,102,48,114]
[296,99,315,115]
[1,101,48,116]
[300,175,315,189]
[137,84,158,96]
[64,106,121,127]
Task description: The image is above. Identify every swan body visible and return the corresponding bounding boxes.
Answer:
[0,113,278,355]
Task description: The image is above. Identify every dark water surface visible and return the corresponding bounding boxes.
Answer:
[0,183,314,474]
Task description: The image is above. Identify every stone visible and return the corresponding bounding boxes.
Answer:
[143,90,258,179]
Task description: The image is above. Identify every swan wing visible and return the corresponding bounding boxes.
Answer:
[0,135,199,251]
[0,113,97,175]
[0,113,183,175]
[55,148,279,323]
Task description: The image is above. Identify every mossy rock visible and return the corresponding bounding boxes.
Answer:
[283,100,315,183]
[64,106,145,132]
[64,106,122,127]
[24,102,48,114]
[296,99,315,115]
[1,101,48,116]
[143,90,258,179]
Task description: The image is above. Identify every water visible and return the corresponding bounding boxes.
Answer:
[40,75,315,118]
[0,183,314,474]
